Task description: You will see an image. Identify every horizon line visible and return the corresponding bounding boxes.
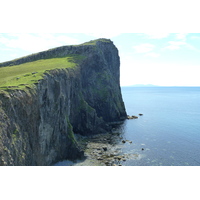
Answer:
[121,84,200,87]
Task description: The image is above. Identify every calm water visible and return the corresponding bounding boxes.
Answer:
[121,87,200,166]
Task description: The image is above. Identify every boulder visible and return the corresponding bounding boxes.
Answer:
[102,147,108,151]
[127,115,138,119]
[105,161,110,165]
[132,115,138,119]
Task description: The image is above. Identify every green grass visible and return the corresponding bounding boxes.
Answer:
[0,38,111,91]
[0,55,85,91]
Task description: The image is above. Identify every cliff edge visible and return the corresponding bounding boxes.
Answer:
[0,38,127,166]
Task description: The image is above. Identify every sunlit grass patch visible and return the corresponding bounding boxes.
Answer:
[0,55,84,91]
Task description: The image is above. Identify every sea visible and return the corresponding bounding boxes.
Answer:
[55,86,200,166]
[120,86,200,166]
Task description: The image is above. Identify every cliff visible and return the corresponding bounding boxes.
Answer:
[0,38,127,166]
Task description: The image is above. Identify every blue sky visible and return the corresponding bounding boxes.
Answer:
[0,33,200,86]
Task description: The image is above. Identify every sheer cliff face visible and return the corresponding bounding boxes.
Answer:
[0,39,127,166]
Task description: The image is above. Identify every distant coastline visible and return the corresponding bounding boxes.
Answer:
[123,84,160,87]
[121,84,200,88]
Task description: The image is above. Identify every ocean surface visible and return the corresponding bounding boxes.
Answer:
[55,87,200,166]
[120,86,200,166]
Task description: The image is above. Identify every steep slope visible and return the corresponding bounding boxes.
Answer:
[0,38,127,166]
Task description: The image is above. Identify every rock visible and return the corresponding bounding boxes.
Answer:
[0,39,127,166]
[102,147,108,151]
[115,156,122,161]
[97,157,103,160]
[127,115,131,119]
[132,115,138,119]
[139,114,143,116]
[127,115,138,119]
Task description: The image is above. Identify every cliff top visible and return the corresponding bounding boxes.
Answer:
[78,38,112,46]
[0,38,113,91]
[0,38,113,68]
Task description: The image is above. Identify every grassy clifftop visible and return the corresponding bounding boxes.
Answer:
[0,38,112,91]
[0,39,112,68]
[0,55,84,91]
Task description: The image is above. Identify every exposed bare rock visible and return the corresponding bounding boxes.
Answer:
[0,39,127,166]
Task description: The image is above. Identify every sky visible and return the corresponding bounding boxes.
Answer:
[1,0,200,198]
[0,33,200,86]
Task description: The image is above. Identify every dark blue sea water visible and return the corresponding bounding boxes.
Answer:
[121,87,200,166]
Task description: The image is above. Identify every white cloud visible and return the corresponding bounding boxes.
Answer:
[191,36,200,40]
[145,52,160,58]
[133,43,155,53]
[0,33,79,53]
[120,55,200,86]
[185,43,200,53]
[143,33,170,39]
[164,41,186,50]
[175,33,188,41]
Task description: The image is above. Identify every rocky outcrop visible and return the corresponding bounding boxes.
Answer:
[0,39,127,166]
[127,115,138,119]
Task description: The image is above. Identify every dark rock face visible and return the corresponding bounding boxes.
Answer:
[80,41,126,123]
[0,39,127,166]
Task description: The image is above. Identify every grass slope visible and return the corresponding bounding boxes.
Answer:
[0,55,84,91]
[0,39,111,91]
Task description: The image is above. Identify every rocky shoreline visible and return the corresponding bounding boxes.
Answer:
[58,128,140,166]
[54,116,146,166]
